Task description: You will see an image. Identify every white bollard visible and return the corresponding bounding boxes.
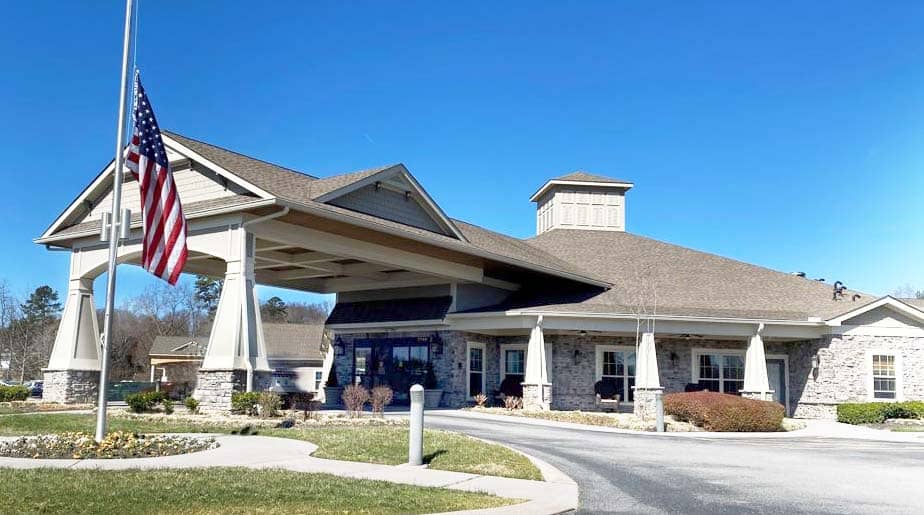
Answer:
[409,384,424,466]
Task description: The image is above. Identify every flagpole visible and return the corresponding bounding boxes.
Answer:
[95,0,136,443]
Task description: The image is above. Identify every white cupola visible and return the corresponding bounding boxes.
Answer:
[530,171,633,235]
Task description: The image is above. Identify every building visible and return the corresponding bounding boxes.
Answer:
[149,323,328,398]
[37,131,924,417]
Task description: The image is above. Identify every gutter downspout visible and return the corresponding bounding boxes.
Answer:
[241,206,289,391]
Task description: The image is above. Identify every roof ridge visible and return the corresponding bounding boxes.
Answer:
[163,129,319,180]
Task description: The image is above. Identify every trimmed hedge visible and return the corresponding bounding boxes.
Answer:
[231,392,260,416]
[0,385,29,402]
[836,401,924,425]
[664,391,785,432]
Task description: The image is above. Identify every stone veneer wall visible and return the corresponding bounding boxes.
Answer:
[332,330,924,417]
[42,369,100,404]
[788,334,924,419]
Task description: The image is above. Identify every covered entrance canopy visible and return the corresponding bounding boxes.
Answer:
[35,130,608,410]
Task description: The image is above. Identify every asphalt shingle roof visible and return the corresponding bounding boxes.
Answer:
[554,171,632,184]
[327,296,453,325]
[149,323,324,361]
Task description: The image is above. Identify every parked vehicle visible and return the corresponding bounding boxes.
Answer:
[28,381,43,397]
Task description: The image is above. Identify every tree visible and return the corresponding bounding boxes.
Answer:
[262,296,288,322]
[21,286,61,324]
[285,300,331,324]
[194,275,223,317]
[892,284,924,300]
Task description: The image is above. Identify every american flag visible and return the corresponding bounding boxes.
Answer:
[125,73,188,285]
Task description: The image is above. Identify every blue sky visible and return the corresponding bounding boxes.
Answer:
[1,1,922,307]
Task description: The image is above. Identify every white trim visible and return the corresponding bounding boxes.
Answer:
[827,296,924,326]
[499,343,527,382]
[831,325,924,337]
[314,165,467,242]
[866,349,903,401]
[530,179,634,202]
[690,347,747,394]
[466,342,486,398]
[594,344,637,403]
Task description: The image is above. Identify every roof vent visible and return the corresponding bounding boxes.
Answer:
[792,272,806,278]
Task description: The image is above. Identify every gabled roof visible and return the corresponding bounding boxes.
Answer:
[827,296,924,326]
[530,171,634,201]
[150,323,325,361]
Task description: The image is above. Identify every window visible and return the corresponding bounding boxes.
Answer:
[467,343,485,397]
[871,353,899,400]
[501,345,526,385]
[693,350,745,394]
[314,370,323,391]
[596,346,636,402]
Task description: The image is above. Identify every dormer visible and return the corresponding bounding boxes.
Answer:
[530,171,634,235]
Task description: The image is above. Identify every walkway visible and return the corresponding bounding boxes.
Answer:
[0,434,578,515]
[425,411,924,514]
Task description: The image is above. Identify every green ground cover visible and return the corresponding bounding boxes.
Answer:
[0,468,515,514]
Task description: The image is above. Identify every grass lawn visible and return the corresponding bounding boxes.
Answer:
[0,414,542,480]
[891,426,924,432]
[0,467,515,514]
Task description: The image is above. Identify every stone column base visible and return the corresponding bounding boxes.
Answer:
[633,387,664,420]
[193,369,247,414]
[521,383,552,411]
[740,390,774,401]
[42,369,100,404]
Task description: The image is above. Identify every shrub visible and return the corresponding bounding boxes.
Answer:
[288,392,320,421]
[257,391,282,418]
[370,386,394,416]
[664,392,784,432]
[473,393,488,407]
[342,384,369,417]
[503,396,523,410]
[184,397,199,414]
[0,385,29,402]
[231,392,260,416]
[837,401,924,425]
[124,391,167,414]
[162,398,174,415]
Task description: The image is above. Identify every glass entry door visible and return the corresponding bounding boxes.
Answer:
[353,338,430,404]
[766,358,787,415]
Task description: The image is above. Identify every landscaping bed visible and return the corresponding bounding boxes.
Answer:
[0,412,541,480]
[0,401,93,415]
[0,431,216,459]
[0,467,515,514]
[836,401,924,430]
[467,406,698,432]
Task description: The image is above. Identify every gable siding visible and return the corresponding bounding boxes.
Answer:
[85,165,250,222]
[329,184,446,234]
[843,306,923,329]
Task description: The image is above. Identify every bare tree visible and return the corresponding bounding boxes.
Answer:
[892,284,924,300]
[285,300,331,324]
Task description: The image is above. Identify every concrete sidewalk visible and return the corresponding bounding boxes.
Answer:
[433,409,924,443]
[0,434,578,515]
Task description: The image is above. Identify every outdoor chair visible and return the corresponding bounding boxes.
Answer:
[594,379,621,412]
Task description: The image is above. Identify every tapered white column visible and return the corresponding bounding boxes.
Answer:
[633,331,664,420]
[742,330,773,401]
[198,227,269,405]
[522,316,551,410]
[43,251,102,404]
[635,331,660,389]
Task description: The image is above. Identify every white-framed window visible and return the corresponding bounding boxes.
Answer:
[467,342,486,398]
[691,349,745,395]
[867,350,902,400]
[595,345,636,402]
[500,344,527,385]
[314,370,323,391]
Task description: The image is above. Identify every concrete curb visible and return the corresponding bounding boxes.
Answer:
[0,434,578,514]
[435,409,924,443]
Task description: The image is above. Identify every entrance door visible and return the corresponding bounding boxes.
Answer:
[766,358,787,415]
[353,338,429,404]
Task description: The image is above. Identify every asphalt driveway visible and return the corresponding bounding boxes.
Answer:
[426,412,924,514]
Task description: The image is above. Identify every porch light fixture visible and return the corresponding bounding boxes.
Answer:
[334,336,345,357]
[811,354,820,379]
[430,333,444,356]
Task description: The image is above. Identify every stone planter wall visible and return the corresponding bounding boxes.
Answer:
[42,369,100,404]
[192,369,270,414]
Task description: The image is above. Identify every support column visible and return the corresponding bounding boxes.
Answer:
[633,332,664,420]
[194,227,270,413]
[741,328,773,401]
[522,316,551,410]
[43,253,102,404]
